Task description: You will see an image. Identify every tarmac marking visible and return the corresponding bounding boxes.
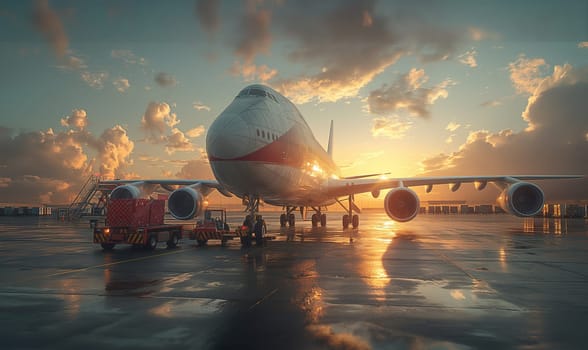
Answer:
[537,261,588,279]
[437,252,479,282]
[46,249,188,278]
[248,288,279,311]
[5,248,188,286]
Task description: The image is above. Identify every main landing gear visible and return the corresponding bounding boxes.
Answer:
[337,194,360,229]
[279,206,328,228]
[280,206,297,227]
[311,213,327,227]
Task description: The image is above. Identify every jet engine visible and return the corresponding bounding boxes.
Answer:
[497,182,544,217]
[384,187,420,222]
[110,182,149,199]
[168,186,204,220]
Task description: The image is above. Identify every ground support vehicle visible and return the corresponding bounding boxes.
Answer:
[189,208,236,246]
[93,199,183,250]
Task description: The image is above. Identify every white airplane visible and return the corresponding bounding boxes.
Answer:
[107,84,581,228]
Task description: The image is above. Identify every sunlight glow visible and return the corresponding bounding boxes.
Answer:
[450,290,466,300]
[357,220,397,301]
[499,247,508,272]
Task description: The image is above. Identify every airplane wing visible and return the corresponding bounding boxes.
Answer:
[324,175,583,198]
[99,179,232,197]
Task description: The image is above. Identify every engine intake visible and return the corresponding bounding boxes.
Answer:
[384,187,420,222]
[168,187,204,220]
[110,184,143,199]
[497,182,544,217]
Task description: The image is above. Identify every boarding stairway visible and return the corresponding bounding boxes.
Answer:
[68,175,111,219]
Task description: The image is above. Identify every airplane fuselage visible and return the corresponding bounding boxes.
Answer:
[206,85,339,207]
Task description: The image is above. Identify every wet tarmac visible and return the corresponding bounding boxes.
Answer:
[1,212,587,350]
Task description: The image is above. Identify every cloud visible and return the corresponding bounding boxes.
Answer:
[155,72,177,87]
[111,49,147,65]
[234,6,272,61]
[96,125,134,179]
[226,2,276,82]
[0,127,90,194]
[520,63,586,131]
[165,128,194,155]
[579,42,588,48]
[54,51,116,92]
[176,158,214,179]
[60,109,88,130]
[366,68,451,118]
[186,126,205,138]
[480,99,502,108]
[371,116,413,139]
[113,78,130,93]
[32,0,68,57]
[141,102,179,138]
[192,101,211,111]
[140,102,198,154]
[195,0,220,34]
[229,60,277,82]
[446,122,461,132]
[508,55,549,95]
[57,54,87,70]
[273,1,464,103]
[468,27,499,41]
[458,49,478,68]
[81,71,109,89]
[420,63,588,202]
[0,110,136,204]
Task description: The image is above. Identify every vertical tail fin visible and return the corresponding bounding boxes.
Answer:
[327,120,334,159]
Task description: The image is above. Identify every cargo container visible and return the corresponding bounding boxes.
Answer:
[93,199,183,251]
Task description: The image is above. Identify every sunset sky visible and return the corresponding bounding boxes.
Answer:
[0,0,586,205]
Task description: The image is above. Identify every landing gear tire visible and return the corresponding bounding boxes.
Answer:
[288,213,295,227]
[280,214,287,227]
[352,215,359,229]
[101,243,115,251]
[311,214,319,227]
[146,235,158,250]
[320,214,327,227]
[166,232,180,248]
[342,215,350,229]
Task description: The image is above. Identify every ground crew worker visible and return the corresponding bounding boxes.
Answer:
[241,215,254,246]
[253,215,267,245]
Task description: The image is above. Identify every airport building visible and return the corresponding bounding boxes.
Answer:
[421,201,587,218]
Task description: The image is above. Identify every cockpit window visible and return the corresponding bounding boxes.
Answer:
[248,88,267,97]
[236,87,278,103]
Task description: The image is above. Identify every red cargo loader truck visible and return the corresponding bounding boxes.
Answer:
[93,199,183,250]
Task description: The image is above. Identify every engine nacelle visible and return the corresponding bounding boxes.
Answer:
[168,186,204,220]
[384,187,420,222]
[110,184,144,199]
[497,182,544,217]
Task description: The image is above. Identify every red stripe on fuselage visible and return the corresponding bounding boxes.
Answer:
[208,126,303,167]
[208,124,337,173]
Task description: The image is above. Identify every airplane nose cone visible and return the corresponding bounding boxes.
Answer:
[206,111,252,159]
